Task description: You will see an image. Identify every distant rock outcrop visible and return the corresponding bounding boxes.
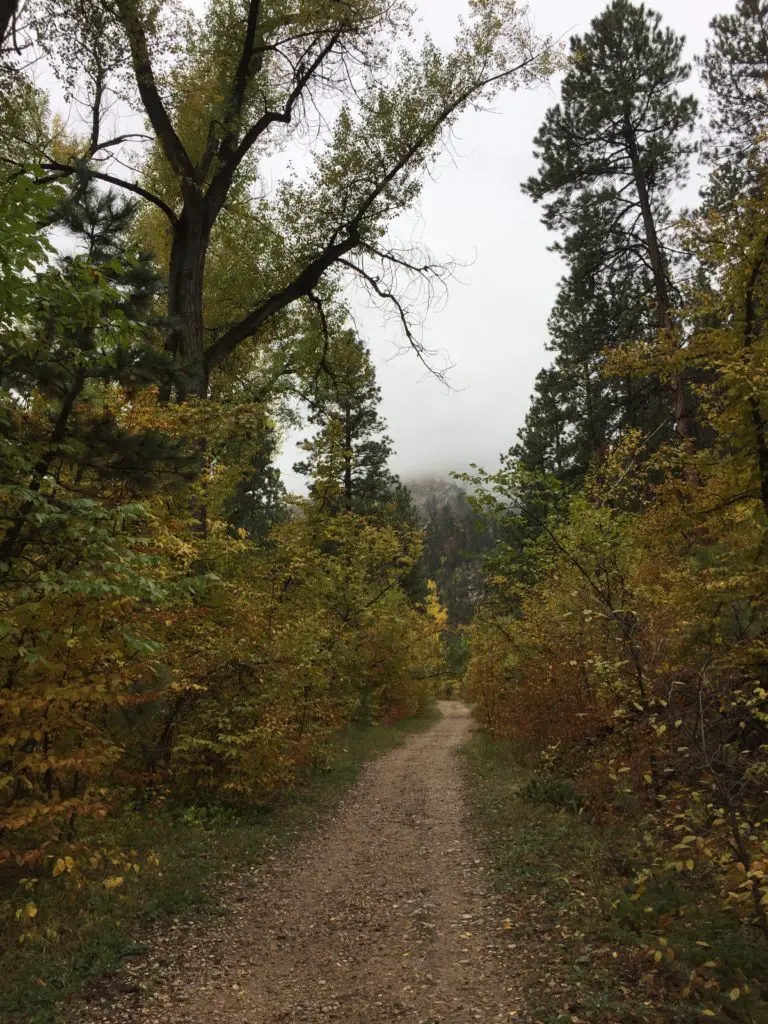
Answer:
[404,476,496,624]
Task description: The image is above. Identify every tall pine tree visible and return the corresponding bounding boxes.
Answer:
[699,0,768,207]
[294,331,398,517]
[522,0,698,442]
[515,252,667,483]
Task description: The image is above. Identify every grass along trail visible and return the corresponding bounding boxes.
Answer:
[72,702,525,1024]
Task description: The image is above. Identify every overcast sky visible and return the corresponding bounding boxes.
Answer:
[279,0,728,493]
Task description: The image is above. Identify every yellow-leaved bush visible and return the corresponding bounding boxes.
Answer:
[0,176,444,943]
[0,386,440,893]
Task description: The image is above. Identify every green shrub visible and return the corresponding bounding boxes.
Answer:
[519,775,583,812]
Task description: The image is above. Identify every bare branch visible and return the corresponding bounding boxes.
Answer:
[33,159,178,224]
[207,29,343,209]
[89,132,153,157]
[338,255,446,383]
[204,232,359,372]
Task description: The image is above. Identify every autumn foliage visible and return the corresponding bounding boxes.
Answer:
[465,175,768,1015]
[0,175,445,942]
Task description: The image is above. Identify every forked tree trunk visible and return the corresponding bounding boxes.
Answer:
[0,0,20,47]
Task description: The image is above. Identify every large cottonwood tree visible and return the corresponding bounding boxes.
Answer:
[11,0,555,399]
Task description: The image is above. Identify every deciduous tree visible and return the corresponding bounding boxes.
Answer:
[17,0,555,398]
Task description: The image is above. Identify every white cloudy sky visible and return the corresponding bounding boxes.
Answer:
[278,0,727,492]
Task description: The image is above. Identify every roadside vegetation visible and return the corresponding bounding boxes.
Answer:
[461,3,768,1020]
[0,0,532,1011]
[3,0,768,1020]
[463,732,768,1023]
[2,706,440,1024]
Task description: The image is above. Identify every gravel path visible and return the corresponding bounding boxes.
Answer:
[75,702,523,1024]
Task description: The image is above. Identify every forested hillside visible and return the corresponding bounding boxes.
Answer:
[409,478,496,625]
[463,0,768,1018]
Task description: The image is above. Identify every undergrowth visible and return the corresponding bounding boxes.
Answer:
[461,731,768,1024]
[0,705,440,1024]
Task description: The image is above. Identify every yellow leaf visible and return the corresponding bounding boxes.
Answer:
[729,988,740,1001]
[102,876,124,890]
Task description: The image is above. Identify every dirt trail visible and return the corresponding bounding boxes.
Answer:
[77,702,523,1024]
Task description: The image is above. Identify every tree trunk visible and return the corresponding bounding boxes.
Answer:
[624,117,697,442]
[623,120,672,329]
[0,0,19,48]
[165,204,214,541]
[167,203,212,401]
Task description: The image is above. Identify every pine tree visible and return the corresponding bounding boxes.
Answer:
[514,255,669,483]
[0,182,197,570]
[699,0,768,206]
[514,366,571,478]
[294,331,397,518]
[522,0,698,439]
[222,422,288,542]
